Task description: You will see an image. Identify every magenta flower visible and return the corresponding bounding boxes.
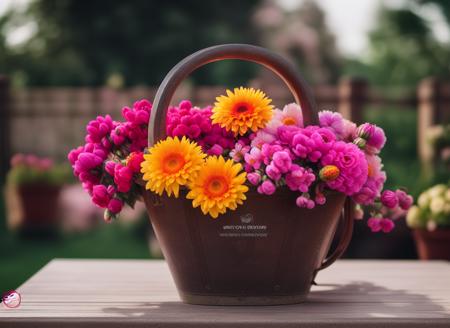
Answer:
[167,101,234,153]
[266,164,282,181]
[85,115,114,144]
[315,193,326,205]
[296,195,315,209]
[319,110,345,137]
[74,152,103,173]
[92,185,112,208]
[352,155,386,205]
[367,217,395,233]
[380,190,398,209]
[113,164,133,193]
[247,172,261,185]
[356,123,375,139]
[257,180,276,195]
[320,141,368,195]
[395,189,413,210]
[272,150,292,173]
[207,144,224,156]
[285,164,315,192]
[108,198,124,214]
[367,125,386,152]
[126,152,144,173]
[276,125,302,144]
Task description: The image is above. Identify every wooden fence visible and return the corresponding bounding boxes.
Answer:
[0,76,449,180]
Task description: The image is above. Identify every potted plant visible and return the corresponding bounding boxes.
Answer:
[5,154,70,235]
[407,184,450,260]
[68,44,413,305]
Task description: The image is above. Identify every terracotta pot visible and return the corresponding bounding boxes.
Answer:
[6,183,61,234]
[413,229,450,260]
[144,44,354,305]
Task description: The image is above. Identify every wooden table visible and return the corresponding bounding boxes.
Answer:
[1,259,449,327]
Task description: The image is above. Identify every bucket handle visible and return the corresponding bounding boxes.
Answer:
[317,198,354,271]
[148,43,318,146]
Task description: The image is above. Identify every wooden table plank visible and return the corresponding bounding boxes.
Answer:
[0,259,449,327]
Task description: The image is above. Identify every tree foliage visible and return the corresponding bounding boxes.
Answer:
[1,0,261,86]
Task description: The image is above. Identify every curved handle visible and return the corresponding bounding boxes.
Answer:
[317,198,354,271]
[148,43,318,146]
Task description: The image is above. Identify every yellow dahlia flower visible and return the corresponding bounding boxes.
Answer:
[186,156,248,218]
[141,136,206,198]
[212,87,273,136]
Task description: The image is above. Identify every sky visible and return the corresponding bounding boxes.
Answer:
[1,0,449,56]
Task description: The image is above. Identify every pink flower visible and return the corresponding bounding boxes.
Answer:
[319,110,345,137]
[260,144,283,165]
[285,164,316,192]
[367,125,386,152]
[247,172,261,185]
[276,125,302,144]
[352,155,386,205]
[230,142,250,161]
[272,151,292,173]
[356,123,375,139]
[342,119,357,141]
[396,189,413,210]
[10,154,25,167]
[244,147,263,170]
[266,164,282,181]
[92,185,112,208]
[108,198,123,214]
[356,123,386,154]
[367,217,395,233]
[296,195,315,209]
[265,103,304,134]
[257,180,276,195]
[320,141,368,195]
[380,190,398,209]
[250,130,276,148]
[315,193,326,205]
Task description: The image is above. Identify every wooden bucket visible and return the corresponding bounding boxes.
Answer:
[144,44,354,305]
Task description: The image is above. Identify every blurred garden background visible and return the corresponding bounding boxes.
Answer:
[0,0,449,292]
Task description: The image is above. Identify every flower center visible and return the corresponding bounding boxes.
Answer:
[282,117,297,126]
[367,164,373,177]
[319,165,340,182]
[233,102,253,116]
[205,176,229,197]
[162,153,185,174]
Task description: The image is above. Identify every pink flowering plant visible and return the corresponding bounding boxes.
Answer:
[68,87,412,232]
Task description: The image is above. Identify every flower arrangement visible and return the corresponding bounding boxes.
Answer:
[68,87,412,231]
[7,154,71,186]
[407,184,450,231]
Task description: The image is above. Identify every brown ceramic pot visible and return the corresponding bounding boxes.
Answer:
[413,229,450,260]
[144,44,354,305]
